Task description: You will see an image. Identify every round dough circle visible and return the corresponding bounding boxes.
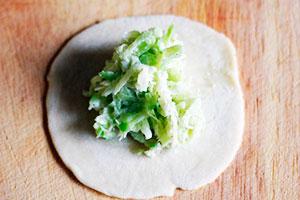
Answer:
[46,15,244,199]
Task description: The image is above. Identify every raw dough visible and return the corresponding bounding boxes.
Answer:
[46,15,244,199]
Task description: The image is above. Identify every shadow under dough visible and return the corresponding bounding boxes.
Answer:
[42,26,119,195]
[50,44,146,153]
[52,45,114,135]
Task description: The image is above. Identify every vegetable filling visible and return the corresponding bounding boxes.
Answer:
[85,25,200,156]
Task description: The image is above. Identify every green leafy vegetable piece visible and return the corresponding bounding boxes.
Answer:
[130,131,146,143]
[163,24,174,43]
[118,121,128,132]
[139,51,162,66]
[129,132,158,149]
[123,31,141,44]
[99,71,121,81]
[163,45,182,59]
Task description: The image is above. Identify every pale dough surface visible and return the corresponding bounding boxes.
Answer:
[46,15,244,199]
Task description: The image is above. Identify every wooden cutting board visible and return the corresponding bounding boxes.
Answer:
[1,1,299,199]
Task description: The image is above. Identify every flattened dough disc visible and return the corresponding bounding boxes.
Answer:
[46,15,244,199]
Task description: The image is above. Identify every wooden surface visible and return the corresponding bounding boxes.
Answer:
[0,0,299,199]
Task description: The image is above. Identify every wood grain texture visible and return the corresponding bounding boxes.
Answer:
[0,0,299,199]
